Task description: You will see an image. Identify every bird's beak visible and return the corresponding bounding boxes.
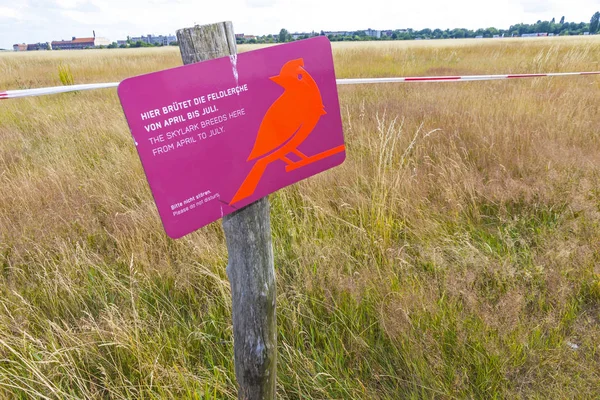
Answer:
[269,74,284,86]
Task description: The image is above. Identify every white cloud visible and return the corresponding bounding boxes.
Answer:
[55,0,88,9]
[521,0,553,13]
[246,0,276,8]
[0,6,21,19]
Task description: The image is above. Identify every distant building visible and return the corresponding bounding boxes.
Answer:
[130,34,176,46]
[290,32,315,40]
[117,40,128,46]
[52,35,111,50]
[13,42,51,51]
[27,42,51,50]
[324,29,383,38]
[365,28,381,38]
[235,34,256,41]
[323,31,353,37]
[521,33,548,37]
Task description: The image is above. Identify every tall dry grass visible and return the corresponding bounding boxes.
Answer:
[0,37,599,398]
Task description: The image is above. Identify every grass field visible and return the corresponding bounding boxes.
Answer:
[1,36,600,398]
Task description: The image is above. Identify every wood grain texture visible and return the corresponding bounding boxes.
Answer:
[176,22,237,64]
[223,197,276,400]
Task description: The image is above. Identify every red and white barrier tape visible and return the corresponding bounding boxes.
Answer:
[1,72,598,100]
[0,82,119,100]
[336,71,600,85]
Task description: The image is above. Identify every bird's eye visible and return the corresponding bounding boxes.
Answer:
[297,74,303,80]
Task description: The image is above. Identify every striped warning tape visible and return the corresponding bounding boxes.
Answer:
[336,71,600,85]
[0,82,119,100]
[1,71,599,100]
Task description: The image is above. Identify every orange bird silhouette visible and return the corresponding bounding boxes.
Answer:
[229,58,344,205]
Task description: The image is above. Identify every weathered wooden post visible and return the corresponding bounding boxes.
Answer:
[176,22,277,400]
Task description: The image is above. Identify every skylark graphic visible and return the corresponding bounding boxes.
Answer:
[229,58,345,205]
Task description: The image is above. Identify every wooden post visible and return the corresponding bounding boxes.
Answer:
[223,197,276,399]
[176,22,277,400]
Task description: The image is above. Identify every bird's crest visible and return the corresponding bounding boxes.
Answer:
[269,58,308,87]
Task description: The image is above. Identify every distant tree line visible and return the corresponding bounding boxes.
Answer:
[93,12,600,49]
[235,13,600,45]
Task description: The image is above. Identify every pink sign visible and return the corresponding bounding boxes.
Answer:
[118,37,345,238]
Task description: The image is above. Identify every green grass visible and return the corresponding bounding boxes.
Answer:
[58,63,75,86]
[0,37,600,398]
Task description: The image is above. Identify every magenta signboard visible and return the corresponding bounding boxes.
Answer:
[118,37,345,238]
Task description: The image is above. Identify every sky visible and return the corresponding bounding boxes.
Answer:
[0,0,599,49]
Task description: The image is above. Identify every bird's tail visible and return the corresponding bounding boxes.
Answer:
[229,157,271,205]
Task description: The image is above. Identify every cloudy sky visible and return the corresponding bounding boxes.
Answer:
[1,0,599,49]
